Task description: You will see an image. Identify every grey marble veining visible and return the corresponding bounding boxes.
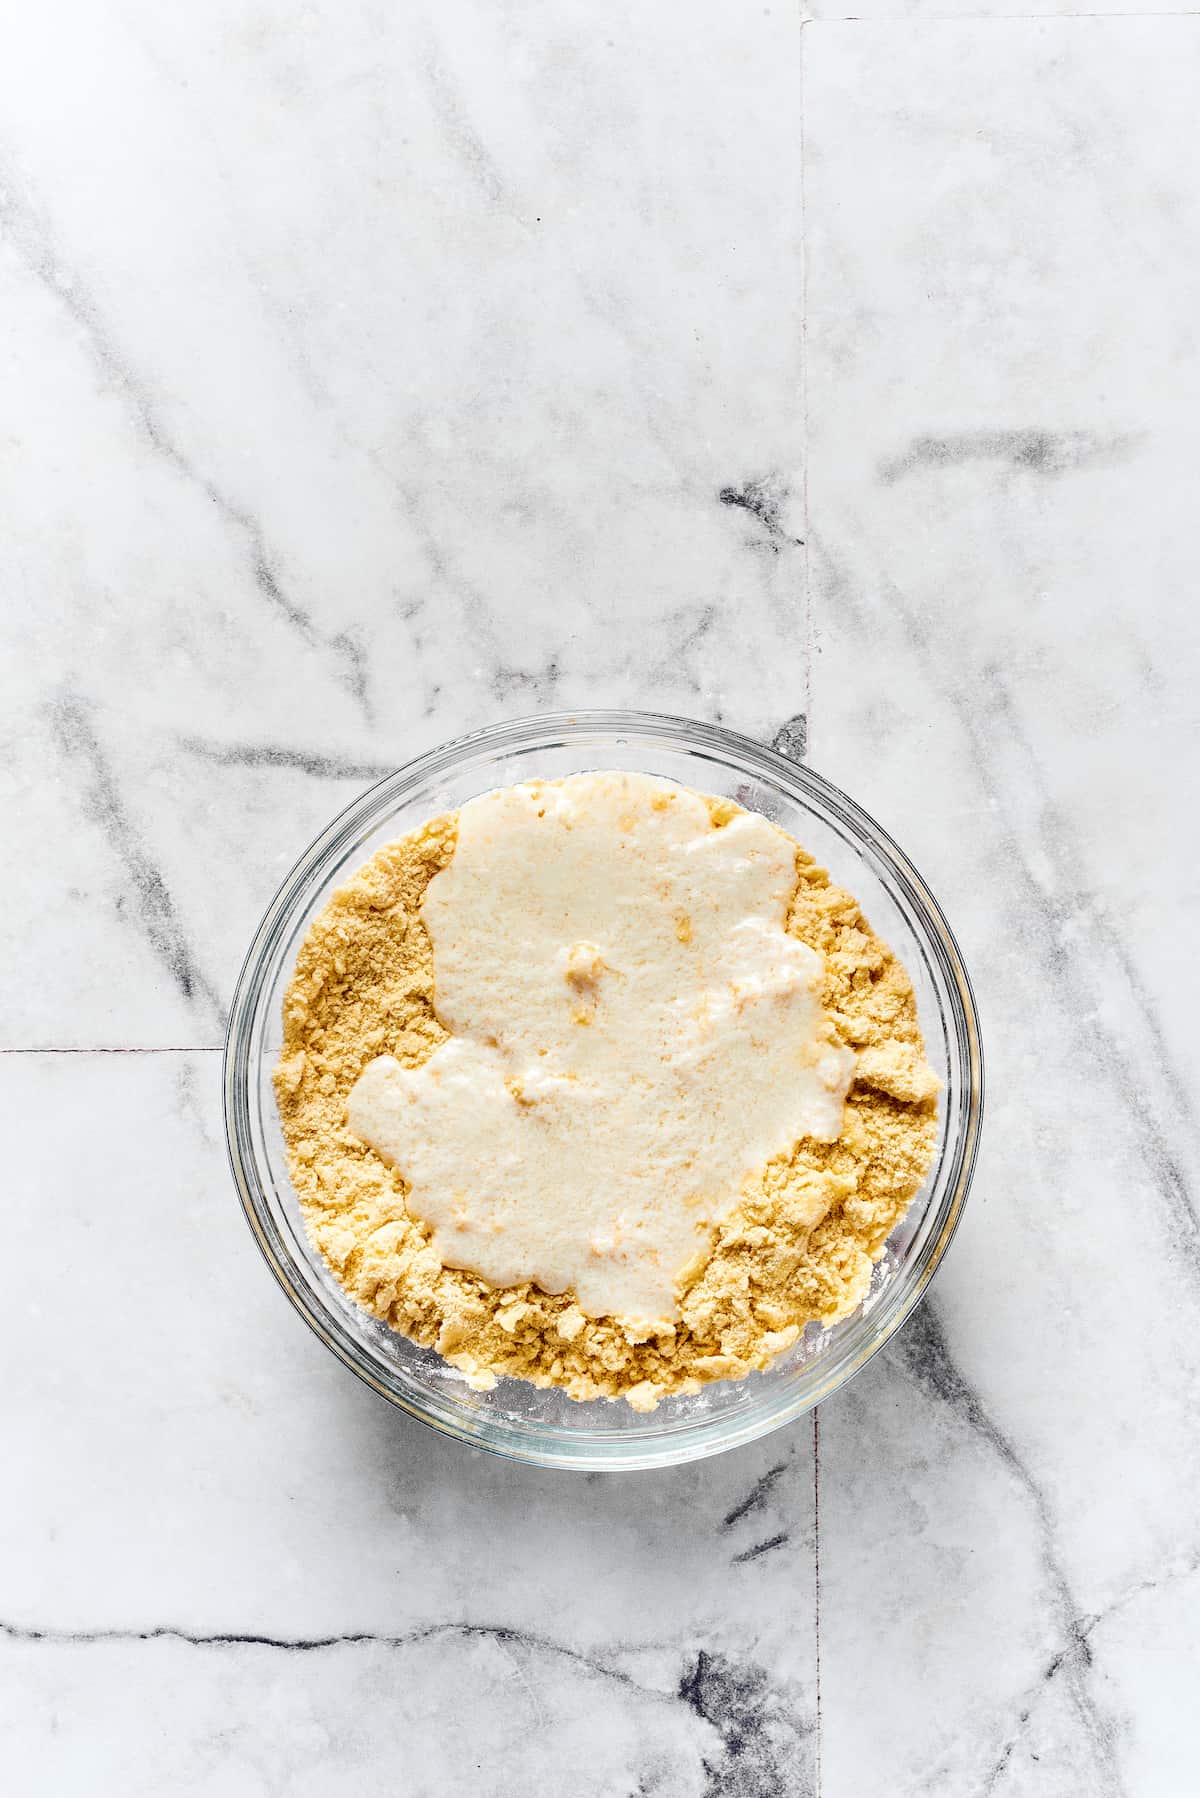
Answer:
[807,18,1200,1795]
[1,0,805,1050]
[4,2,1199,1794]
[2,1051,817,1797]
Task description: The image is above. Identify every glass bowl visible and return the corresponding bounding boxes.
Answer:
[224,710,983,1471]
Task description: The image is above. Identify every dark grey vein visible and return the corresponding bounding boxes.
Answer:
[49,696,224,1031]
[718,475,803,550]
[812,524,1199,1788]
[893,1303,1125,1797]
[0,162,365,709]
[678,1648,816,1798]
[982,1549,1200,1793]
[491,654,563,705]
[976,665,1200,1276]
[177,735,396,782]
[0,1615,665,1700]
[329,630,374,720]
[721,1462,789,1532]
[878,430,1142,485]
[731,1533,790,1566]
[812,529,1200,1284]
[5,1614,814,1797]
[772,714,808,763]
[647,603,719,692]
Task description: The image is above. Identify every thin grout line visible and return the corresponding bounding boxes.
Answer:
[799,12,814,743]
[813,1405,823,1797]
[0,1046,222,1056]
[808,9,1200,20]
[800,59,822,1794]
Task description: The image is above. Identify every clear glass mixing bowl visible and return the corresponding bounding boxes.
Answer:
[224,711,983,1471]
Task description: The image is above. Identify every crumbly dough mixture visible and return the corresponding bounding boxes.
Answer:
[274,799,939,1410]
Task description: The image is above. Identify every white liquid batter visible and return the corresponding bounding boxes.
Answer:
[347,773,856,1326]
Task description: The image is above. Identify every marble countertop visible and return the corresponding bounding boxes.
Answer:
[4,3,1198,1793]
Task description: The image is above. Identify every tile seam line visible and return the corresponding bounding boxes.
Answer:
[813,1406,823,1798]
[800,8,813,743]
[0,1046,222,1055]
[799,46,821,1794]
[806,9,1200,20]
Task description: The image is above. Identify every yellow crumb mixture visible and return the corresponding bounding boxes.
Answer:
[274,805,939,1410]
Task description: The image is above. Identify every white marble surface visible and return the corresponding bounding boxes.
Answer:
[3,3,1198,1794]
[806,22,1200,1794]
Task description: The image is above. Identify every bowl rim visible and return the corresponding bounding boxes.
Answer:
[224,708,984,1470]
